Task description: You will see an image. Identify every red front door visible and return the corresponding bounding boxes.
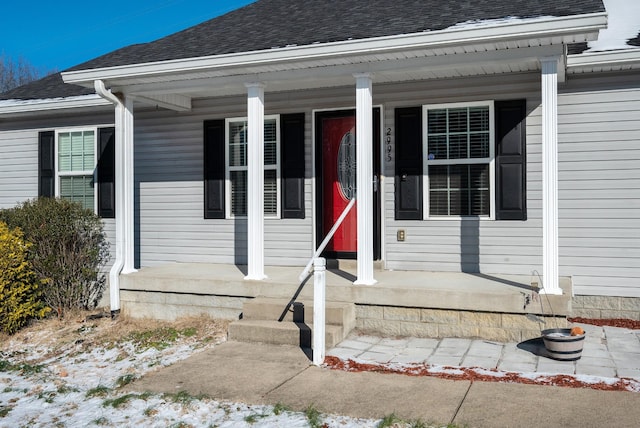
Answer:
[321,113,358,254]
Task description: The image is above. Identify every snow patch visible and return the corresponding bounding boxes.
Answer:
[0,94,102,107]
[0,331,387,427]
[588,0,640,51]
[446,16,557,30]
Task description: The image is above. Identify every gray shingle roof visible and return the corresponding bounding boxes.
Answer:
[71,0,604,71]
[0,72,93,100]
[1,0,605,101]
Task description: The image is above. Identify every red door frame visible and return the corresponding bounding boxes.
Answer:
[314,108,381,260]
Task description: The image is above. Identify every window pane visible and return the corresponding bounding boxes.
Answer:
[59,175,94,211]
[264,170,277,215]
[470,133,489,158]
[427,135,447,160]
[429,165,448,189]
[448,108,468,133]
[426,105,490,162]
[448,164,467,190]
[429,164,489,216]
[58,131,94,172]
[470,164,489,189]
[470,189,489,215]
[58,133,72,171]
[469,107,489,132]
[228,118,280,217]
[83,131,95,170]
[427,109,447,134]
[448,134,468,159]
[70,132,85,170]
[230,170,247,216]
[429,190,449,216]
[449,189,467,216]
[229,122,247,167]
[426,104,491,216]
[264,119,277,165]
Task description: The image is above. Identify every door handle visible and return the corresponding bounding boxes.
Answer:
[373,176,379,192]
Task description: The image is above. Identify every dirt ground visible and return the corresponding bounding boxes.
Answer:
[0,310,230,353]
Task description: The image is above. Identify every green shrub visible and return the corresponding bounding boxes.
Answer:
[0,221,50,334]
[0,198,109,315]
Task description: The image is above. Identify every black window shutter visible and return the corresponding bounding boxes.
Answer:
[38,131,55,198]
[495,100,527,220]
[280,113,306,218]
[97,127,116,218]
[395,107,423,220]
[203,119,225,219]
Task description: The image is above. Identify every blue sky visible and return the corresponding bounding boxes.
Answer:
[1,1,255,73]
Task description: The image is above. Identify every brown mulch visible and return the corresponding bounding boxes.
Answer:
[324,356,639,392]
[568,317,640,330]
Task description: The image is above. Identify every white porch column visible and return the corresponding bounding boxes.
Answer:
[245,83,267,280]
[122,96,137,274]
[541,57,561,295]
[353,73,376,285]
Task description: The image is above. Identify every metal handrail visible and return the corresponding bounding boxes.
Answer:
[298,197,356,281]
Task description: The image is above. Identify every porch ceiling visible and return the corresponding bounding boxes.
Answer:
[115,44,563,100]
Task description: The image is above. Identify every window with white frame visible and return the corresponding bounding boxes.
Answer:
[56,129,96,211]
[424,101,494,217]
[226,116,280,217]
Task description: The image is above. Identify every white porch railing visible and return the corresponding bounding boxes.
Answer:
[298,197,356,282]
[312,257,326,366]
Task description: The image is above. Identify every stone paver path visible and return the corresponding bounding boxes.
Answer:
[327,323,640,380]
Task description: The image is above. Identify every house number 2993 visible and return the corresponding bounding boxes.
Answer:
[386,127,392,162]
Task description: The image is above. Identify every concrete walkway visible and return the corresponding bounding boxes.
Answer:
[128,323,640,427]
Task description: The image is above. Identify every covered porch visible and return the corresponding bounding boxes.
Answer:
[119,262,571,342]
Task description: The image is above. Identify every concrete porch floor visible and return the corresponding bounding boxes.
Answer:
[120,262,571,316]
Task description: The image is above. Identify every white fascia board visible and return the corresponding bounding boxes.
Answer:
[0,94,110,116]
[567,48,640,71]
[62,13,607,86]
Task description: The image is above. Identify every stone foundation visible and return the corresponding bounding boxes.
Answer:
[356,304,568,342]
[572,295,640,321]
[120,290,245,321]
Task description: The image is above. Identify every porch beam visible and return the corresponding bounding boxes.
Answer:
[540,57,561,295]
[120,45,564,99]
[131,94,192,112]
[244,82,267,280]
[354,73,376,285]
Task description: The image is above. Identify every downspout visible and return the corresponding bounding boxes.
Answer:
[94,80,124,316]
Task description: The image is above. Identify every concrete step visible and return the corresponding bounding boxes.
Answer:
[242,298,356,332]
[228,319,345,348]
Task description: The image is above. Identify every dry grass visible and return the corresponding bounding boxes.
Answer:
[0,311,230,354]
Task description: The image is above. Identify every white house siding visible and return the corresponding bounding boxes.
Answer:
[0,128,38,209]
[558,72,640,298]
[0,112,117,284]
[380,73,544,276]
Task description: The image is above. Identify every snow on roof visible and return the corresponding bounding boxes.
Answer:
[446,15,557,30]
[588,0,640,51]
[0,94,102,107]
